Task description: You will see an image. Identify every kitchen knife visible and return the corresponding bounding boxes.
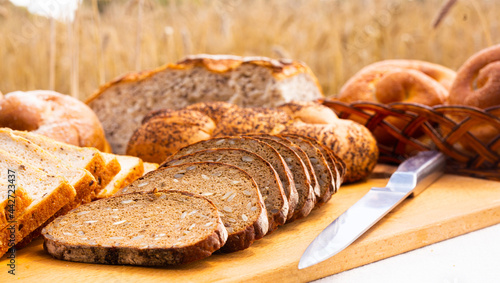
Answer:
[298,150,446,269]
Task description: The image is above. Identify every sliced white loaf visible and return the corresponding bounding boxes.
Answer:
[0,149,75,256]
[116,162,268,252]
[96,154,144,199]
[42,191,228,266]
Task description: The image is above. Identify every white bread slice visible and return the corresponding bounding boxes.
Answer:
[0,182,32,227]
[143,162,159,175]
[0,130,98,213]
[11,130,108,198]
[0,149,75,256]
[100,153,122,189]
[96,154,144,199]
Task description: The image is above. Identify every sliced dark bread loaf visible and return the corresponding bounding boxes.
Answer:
[289,134,346,193]
[249,136,316,221]
[0,149,75,256]
[116,162,268,253]
[42,191,228,266]
[170,136,298,220]
[280,134,335,205]
[162,148,288,233]
[261,135,320,199]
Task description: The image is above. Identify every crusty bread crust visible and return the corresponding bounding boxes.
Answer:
[86,55,323,154]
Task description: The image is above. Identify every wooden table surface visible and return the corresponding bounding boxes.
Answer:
[1,168,500,282]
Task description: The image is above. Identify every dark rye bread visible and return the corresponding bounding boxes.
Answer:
[116,162,268,253]
[162,148,288,233]
[261,135,320,199]
[42,191,228,266]
[280,134,335,205]
[249,136,316,221]
[291,134,346,193]
[170,137,298,220]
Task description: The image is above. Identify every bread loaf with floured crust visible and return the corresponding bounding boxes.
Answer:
[128,101,378,183]
[87,55,324,154]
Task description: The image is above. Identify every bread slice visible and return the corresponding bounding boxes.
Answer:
[143,162,159,175]
[290,134,346,194]
[86,55,323,154]
[0,149,75,256]
[249,136,316,221]
[0,182,33,227]
[96,154,144,199]
[169,136,298,220]
[100,153,122,189]
[261,135,320,199]
[0,130,97,213]
[42,191,228,266]
[12,130,108,197]
[117,162,268,252]
[163,148,288,233]
[280,134,335,205]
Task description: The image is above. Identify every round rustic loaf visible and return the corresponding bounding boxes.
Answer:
[0,90,109,151]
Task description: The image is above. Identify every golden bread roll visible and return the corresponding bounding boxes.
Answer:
[0,90,109,151]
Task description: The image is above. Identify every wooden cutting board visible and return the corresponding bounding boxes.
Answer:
[1,167,500,282]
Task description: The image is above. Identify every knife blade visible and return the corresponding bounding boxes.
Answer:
[298,150,446,269]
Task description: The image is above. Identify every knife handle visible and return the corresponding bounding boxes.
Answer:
[404,151,446,196]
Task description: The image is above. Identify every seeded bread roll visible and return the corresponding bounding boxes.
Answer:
[128,101,378,183]
[169,137,298,220]
[87,55,323,154]
[280,134,335,205]
[116,162,268,253]
[163,148,288,232]
[250,136,316,221]
[43,191,228,266]
[126,110,216,163]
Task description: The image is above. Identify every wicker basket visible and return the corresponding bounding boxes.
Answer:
[321,99,500,181]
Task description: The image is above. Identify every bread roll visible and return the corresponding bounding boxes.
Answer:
[127,101,378,183]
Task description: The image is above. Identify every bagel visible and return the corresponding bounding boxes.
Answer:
[337,60,456,147]
[338,60,456,105]
[448,45,500,151]
[0,90,109,151]
[449,44,500,108]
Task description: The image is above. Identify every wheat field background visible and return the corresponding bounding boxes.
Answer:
[0,0,498,101]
